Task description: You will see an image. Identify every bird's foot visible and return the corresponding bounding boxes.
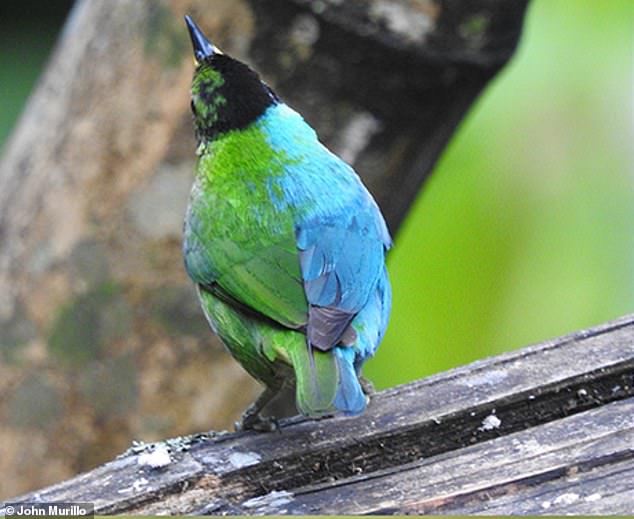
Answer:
[235,413,279,432]
[234,386,282,432]
[359,376,375,396]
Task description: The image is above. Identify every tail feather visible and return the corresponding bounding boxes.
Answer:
[333,347,366,415]
[286,338,367,417]
[287,340,338,416]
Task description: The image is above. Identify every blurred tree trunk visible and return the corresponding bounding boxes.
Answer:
[0,0,528,499]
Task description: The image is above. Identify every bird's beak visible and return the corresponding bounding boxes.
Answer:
[185,15,218,65]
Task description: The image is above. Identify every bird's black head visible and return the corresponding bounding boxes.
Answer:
[185,16,278,143]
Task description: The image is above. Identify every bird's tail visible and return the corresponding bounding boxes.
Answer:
[333,346,367,415]
[287,339,338,416]
[286,338,366,417]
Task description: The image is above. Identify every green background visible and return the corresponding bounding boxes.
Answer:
[2,0,633,390]
[369,0,634,387]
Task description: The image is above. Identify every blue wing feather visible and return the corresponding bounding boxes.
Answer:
[291,158,390,350]
[261,102,392,391]
[297,200,388,313]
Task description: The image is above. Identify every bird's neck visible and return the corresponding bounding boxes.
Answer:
[196,105,287,182]
[198,103,317,159]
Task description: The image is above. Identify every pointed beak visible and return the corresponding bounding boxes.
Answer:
[185,15,216,63]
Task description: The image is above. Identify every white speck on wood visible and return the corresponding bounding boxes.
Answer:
[118,477,149,494]
[541,500,551,509]
[138,445,171,469]
[553,492,579,505]
[479,413,501,431]
[228,451,262,468]
[584,493,602,502]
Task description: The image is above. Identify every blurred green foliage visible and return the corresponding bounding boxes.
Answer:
[0,1,73,145]
[368,0,634,388]
[1,0,632,390]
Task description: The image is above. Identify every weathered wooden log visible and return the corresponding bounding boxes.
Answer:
[0,0,529,498]
[4,314,632,515]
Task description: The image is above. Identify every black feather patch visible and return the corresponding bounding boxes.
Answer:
[308,305,357,351]
[194,54,278,140]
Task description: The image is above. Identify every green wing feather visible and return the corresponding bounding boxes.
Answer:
[213,239,308,328]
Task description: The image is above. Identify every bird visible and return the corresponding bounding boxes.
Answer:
[182,15,391,431]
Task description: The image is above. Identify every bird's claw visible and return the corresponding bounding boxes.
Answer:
[360,376,375,396]
[235,413,279,432]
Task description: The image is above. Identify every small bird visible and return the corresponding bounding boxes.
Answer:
[183,16,391,431]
